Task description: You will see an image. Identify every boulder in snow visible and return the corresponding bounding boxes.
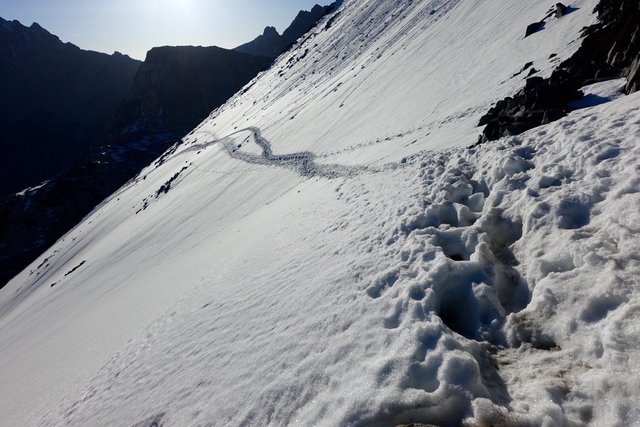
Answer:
[555,3,568,18]
[524,21,545,38]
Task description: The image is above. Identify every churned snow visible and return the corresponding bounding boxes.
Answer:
[2,0,639,426]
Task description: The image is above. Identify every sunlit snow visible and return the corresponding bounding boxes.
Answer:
[2,0,639,426]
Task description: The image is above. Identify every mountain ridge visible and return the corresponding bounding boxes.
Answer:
[234,3,336,58]
[0,16,141,197]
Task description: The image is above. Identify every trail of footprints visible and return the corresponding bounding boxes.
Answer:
[367,152,533,345]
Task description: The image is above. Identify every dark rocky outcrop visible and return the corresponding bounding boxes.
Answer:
[235,26,282,59]
[556,3,568,18]
[234,4,335,59]
[478,0,640,143]
[0,17,141,197]
[628,56,640,93]
[523,3,570,38]
[478,76,583,141]
[525,21,546,38]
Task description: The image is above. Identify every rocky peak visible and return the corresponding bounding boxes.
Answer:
[262,26,280,38]
[234,2,338,59]
[0,17,18,32]
[0,17,60,47]
[282,4,332,44]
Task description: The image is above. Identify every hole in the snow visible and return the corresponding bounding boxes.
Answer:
[408,286,426,300]
[557,196,591,229]
[531,336,560,351]
[438,285,477,339]
[431,231,472,261]
[366,270,399,299]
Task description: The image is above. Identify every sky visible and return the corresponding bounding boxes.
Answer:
[1,0,332,60]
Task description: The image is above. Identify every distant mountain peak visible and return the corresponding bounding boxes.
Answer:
[0,17,20,32]
[0,17,60,45]
[234,3,336,59]
[263,26,280,38]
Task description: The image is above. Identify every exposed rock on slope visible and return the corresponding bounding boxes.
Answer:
[0,17,141,197]
[478,0,640,142]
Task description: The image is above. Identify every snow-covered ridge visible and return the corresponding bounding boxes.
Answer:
[4,0,639,426]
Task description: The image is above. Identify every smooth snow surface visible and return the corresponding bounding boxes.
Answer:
[3,0,640,426]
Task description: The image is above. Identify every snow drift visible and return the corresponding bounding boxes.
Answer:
[2,0,639,426]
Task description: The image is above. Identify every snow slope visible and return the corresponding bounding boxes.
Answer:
[4,0,639,426]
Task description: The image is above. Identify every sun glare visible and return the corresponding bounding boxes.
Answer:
[144,0,196,17]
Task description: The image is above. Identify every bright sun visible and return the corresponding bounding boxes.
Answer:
[147,0,195,12]
[143,0,197,19]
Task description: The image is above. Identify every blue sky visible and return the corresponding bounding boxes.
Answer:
[1,0,332,60]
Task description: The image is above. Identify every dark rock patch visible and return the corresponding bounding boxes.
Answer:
[64,260,86,277]
[477,76,582,142]
[556,3,568,18]
[155,167,189,197]
[511,61,534,78]
[525,21,545,38]
[526,67,539,77]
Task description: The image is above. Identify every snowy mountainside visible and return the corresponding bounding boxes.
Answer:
[203,0,596,164]
[3,0,640,426]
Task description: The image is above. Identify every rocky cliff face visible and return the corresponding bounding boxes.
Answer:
[110,46,272,142]
[0,17,141,197]
[478,0,640,142]
[234,4,335,58]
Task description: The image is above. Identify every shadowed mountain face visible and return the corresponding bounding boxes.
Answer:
[110,46,272,142]
[0,17,141,197]
[234,4,334,58]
